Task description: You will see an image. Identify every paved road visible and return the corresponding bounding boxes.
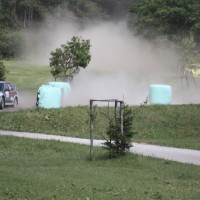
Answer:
[0,130,200,166]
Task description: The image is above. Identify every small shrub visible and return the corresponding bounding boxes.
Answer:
[104,104,136,158]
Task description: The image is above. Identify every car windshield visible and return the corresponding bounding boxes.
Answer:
[0,83,3,91]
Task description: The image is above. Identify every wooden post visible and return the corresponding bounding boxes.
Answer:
[120,101,124,134]
[90,100,94,160]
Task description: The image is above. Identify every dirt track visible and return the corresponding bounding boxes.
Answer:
[0,104,35,112]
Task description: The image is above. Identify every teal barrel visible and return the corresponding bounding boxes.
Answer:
[149,84,172,105]
[48,82,71,105]
[48,82,71,98]
[37,85,62,109]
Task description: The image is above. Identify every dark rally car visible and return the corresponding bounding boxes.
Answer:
[0,81,18,109]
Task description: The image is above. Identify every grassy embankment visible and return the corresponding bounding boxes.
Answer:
[1,61,200,150]
[0,136,200,200]
[0,105,200,150]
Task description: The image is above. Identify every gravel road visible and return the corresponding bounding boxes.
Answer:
[0,130,200,166]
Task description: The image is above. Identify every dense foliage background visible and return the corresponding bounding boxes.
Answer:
[130,0,200,63]
[0,0,200,62]
[0,0,135,58]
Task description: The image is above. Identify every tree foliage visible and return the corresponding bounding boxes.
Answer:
[68,0,106,20]
[0,0,133,31]
[0,30,25,58]
[130,0,200,45]
[93,0,135,20]
[104,105,136,158]
[49,36,91,81]
[130,0,200,63]
[0,60,8,81]
[0,0,134,59]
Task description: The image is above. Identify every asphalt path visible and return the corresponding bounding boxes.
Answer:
[0,130,200,166]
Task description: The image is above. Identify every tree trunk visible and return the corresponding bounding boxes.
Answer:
[11,0,17,29]
[76,0,79,17]
[28,6,33,27]
[23,9,27,28]
[0,0,2,12]
[57,4,60,18]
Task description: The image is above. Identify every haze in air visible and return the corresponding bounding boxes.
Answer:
[22,11,200,106]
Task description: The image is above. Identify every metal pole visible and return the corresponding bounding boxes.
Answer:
[115,100,118,123]
[90,100,94,160]
[120,102,124,134]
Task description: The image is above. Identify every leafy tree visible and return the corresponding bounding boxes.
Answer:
[130,0,200,44]
[49,36,91,81]
[0,60,8,81]
[104,104,136,158]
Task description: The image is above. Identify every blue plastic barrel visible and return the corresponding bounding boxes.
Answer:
[48,82,71,99]
[37,85,62,109]
[149,84,172,105]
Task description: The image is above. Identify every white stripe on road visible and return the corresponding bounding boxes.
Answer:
[0,130,200,166]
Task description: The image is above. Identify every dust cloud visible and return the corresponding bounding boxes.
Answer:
[17,92,37,109]
[21,17,200,106]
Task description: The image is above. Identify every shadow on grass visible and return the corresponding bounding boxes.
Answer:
[86,148,140,163]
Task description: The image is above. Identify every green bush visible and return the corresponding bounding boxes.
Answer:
[0,60,8,81]
[0,30,25,59]
[104,105,136,157]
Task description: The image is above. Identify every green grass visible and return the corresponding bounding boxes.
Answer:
[134,104,200,150]
[0,105,200,150]
[4,60,51,92]
[0,136,200,200]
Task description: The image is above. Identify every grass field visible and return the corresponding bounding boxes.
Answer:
[4,60,51,92]
[0,105,200,150]
[0,136,200,200]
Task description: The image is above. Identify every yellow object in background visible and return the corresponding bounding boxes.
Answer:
[191,68,200,77]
